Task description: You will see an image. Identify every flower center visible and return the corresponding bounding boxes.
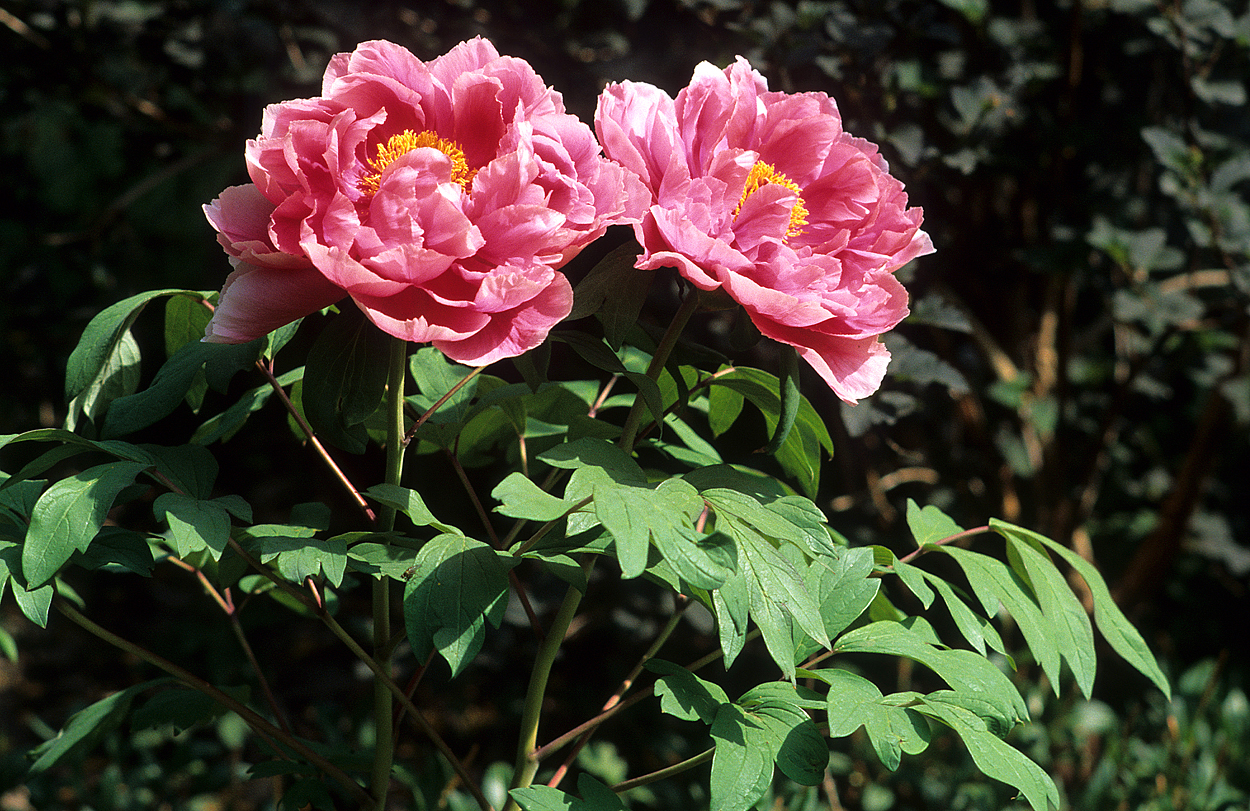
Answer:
[734,161,808,239]
[358,129,477,195]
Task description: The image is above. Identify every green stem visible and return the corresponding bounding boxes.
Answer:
[371,337,409,809]
[504,559,592,810]
[55,601,373,807]
[612,747,715,793]
[618,287,700,451]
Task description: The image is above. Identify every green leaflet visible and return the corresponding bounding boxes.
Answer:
[814,668,931,770]
[702,488,829,679]
[935,544,1069,696]
[101,338,263,438]
[510,774,628,811]
[493,472,582,523]
[593,477,733,588]
[915,696,1060,811]
[302,307,391,453]
[23,460,150,588]
[709,688,826,811]
[919,569,1011,661]
[648,658,729,724]
[834,620,1027,726]
[64,289,195,430]
[704,367,834,498]
[402,534,516,677]
[366,483,458,534]
[905,498,964,547]
[28,678,171,774]
[991,519,1171,698]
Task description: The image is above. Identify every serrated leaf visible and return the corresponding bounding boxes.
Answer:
[28,678,169,774]
[403,535,515,676]
[916,696,1059,811]
[991,519,1170,698]
[23,461,150,587]
[906,499,964,547]
[648,659,729,724]
[493,473,580,522]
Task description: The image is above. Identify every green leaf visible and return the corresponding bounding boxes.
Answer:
[140,444,219,500]
[991,519,1171,698]
[920,570,1011,661]
[594,478,732,588]
[816,668,930,770]
[810,547,880,639]
[73,526,156,576]
[511,775,628,811]
[762,345,801,454]
[905,499,964,547]
[192,367,302,445]
[366,483,456,533]
[131,685,246,732]
[493,473,581,522]
[703,489,830,678]
[402,534,515,677]
[302,307,391,453]
[255,533,348,587]
[343,535,415,580]
[408,347,478,422]
[739,687,828,785]
[648,659,729,724]
[27,678,170,774]
[935,545,1064,695]
[101,338,262,438]
[706,367,833,497]
[154,493,232,560]
[64,289,191,426]
[709,703,775,811]
[538,438,646,485]
[834,621,1027,726]
[66,327,141,432]
[1,540,55,627]
[916,696,1060,811]
[23,461,150,587]
[164,293,213,410]
[892,555,935,608]
[707,373,744,437]
[1004,534,1096,698]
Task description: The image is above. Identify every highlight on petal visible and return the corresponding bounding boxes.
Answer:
[204,261,345,344]
[204,38,641,362]
[595,55,933,400]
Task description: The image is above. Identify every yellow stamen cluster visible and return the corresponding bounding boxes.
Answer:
[358,129,477,195]
[734,161,808,239]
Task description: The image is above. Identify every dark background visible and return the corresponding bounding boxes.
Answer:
[2,0,1248,809]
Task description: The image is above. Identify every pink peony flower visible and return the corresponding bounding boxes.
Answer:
[204,38,646,365]
[595,58,933,403]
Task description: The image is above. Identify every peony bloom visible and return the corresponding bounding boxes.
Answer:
[204,38,646,365]
[595,58,933,403]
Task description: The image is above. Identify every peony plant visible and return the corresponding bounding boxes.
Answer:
[1,38,1167,811]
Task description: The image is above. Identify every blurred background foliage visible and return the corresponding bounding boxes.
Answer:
[1,0,1248,809]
